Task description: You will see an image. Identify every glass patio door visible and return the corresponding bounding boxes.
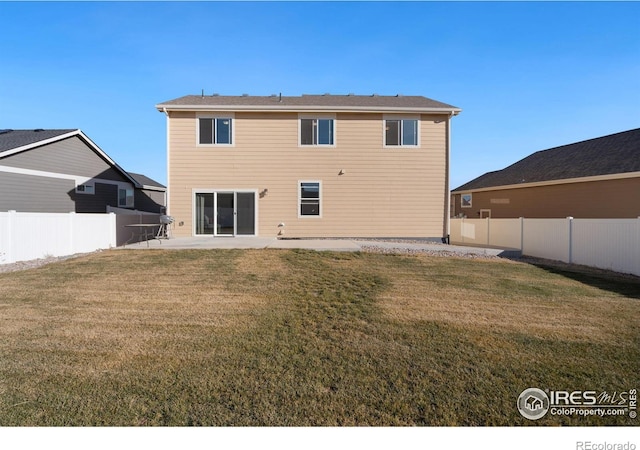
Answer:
[216,193,234,235]
[195,191,256,236]
[195,193,215,235]
[236,192,255,235]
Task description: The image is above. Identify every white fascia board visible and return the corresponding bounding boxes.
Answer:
[139,184,166,192]
[0,129,142,189]
[454,171,640,194]
[156,104,461,115]
[74,130,142,188]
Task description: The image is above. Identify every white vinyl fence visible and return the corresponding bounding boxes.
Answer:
[450,217,640,276]
[0,210,116,265]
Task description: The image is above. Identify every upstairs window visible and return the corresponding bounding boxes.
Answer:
[198,117,233,145]
[300,118,334,146]
[385,118,418,146]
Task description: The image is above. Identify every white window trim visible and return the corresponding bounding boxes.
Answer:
[383,115,420,148]
[191,189,259,237]
[196,112,236,147]
[298,180,322,218]
[298,114,336,148]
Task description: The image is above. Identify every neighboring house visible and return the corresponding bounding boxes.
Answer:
[451,128,640,219]
[0,129,165,214]
[156,93,461,238]
[128,172,167,214]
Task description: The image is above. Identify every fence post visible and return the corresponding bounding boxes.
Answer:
[637,217,640,277]
[519,217,524,251]
[109,212,117,248]
[7,210,16,264]
[567,216,574,264]
[486,216,490,246]
[69,212,76,256]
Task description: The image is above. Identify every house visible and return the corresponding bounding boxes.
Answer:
[0,129,165,214]
[451,128,640,219]
[128,172,167,214]
[155,93,461,238]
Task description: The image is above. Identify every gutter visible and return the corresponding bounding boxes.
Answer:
[452,171,640,194]
[155,104,462,115]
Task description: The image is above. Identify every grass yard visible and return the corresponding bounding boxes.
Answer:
[0,249,638,426]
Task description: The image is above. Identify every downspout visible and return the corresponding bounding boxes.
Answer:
[442,112,454,244]
[163,107,170,217]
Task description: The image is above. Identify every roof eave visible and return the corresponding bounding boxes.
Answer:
[155,103,461,115]
[0,129,142,189]
[138,184,166,192]
[452,171,640,193]
[0,130,80,158]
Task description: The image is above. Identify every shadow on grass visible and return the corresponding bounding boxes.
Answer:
[517,256,640,300]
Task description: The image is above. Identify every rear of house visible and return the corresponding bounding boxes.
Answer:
[157,94,460,239]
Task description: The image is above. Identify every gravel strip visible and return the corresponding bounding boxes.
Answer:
[0,253,95,274]
[358,244,501,259]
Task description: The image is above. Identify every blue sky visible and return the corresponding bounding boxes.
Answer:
[1,1,639,189]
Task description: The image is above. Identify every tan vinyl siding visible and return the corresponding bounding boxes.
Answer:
[168,111,448,238]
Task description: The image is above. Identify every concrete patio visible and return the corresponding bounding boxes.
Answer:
[119,236,519,257]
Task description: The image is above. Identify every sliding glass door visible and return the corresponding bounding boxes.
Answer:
[236,192,255,235]
[194,191,256,236]
[195,193,215,235]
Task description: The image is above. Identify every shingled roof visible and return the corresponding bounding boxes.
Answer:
[128,172,166,190]
[156,93,460,113]
[0,129,76,154]
[0,129,163,191]
[453,128,640,192]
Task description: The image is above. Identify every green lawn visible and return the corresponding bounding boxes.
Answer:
[0,249,638,426]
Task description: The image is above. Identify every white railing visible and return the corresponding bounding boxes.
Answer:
[0,211,116,265]
[450,217,640,276]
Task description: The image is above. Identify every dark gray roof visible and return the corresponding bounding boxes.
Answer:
[128,172,166,190]
[0,129,76,154]
[453,128,640,192]
[157,93,460,111]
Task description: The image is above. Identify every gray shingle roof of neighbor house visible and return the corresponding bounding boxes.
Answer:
[0,129,77,154]
[453,128,640,192]
[156,93,461,113]
[0,129,162,191]
[128,172,166,190]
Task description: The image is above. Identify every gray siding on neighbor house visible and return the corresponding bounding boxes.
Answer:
[74,182,119,213]
[1,136,130,182]
[134,189,165,214]
[0,171,75,212]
